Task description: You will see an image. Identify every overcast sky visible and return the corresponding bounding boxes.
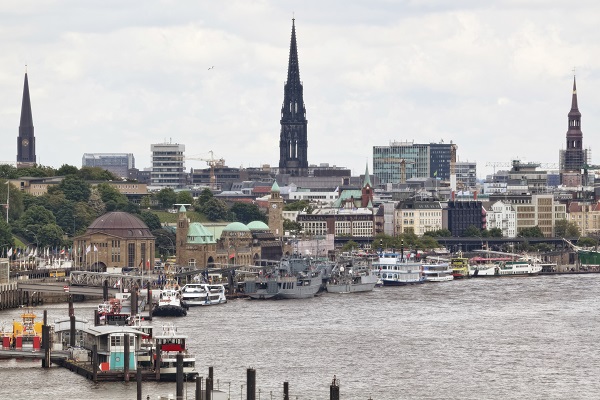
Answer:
[1,0,599,178]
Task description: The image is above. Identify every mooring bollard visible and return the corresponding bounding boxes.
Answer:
[124,333,130,382]
[195,376,203,400]
[69,314,76,348]
[137,367,142,400]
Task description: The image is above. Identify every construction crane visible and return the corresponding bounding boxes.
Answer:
[380,158,416,183]
[186,151,225,189]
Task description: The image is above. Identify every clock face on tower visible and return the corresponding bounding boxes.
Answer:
[271,203,278,209]
[22,138,29,147]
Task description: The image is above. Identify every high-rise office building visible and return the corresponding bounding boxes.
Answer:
[82,153,135,178]
[151,142,186,188]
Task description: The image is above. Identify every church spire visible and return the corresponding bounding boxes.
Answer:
[17,71,36,167]
[363,162,372,188]
[278,19,308,177]
[20,72,34,129]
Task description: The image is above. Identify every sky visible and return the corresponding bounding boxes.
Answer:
[1,0,600,179]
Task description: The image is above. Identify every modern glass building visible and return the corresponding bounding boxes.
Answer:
[82,153,135,178]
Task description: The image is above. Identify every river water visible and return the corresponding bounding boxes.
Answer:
[1,274,599,399]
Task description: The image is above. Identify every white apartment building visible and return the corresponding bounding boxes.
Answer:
[150,142,186,189]
[485,201,517,238]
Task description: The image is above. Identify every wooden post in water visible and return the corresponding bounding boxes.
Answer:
[103,280,109,302]
[42,310,50,368]
[131,288,138,316]
[206,376,212,400]
[136,367,142,400]
[155,343,161,381]
[195,377,203,400]
[124,333,130,382]
[92,344,98,382]
[176,352,184,400]
[69,315,76,347]
[94,309,99,326]
[330,376,339,400]
[247,368,256,400]
[283,382,289,400]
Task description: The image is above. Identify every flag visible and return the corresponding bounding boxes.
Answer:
[60,248,65,255]
[85,245,91,254]
[434,170,438,177]
[93,245,98,252]
[113,279,121,288]
[6,248,12,257]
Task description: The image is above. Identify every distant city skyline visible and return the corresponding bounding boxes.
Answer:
[1,1,598,178]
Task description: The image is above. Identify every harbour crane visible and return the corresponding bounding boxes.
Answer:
[379,158,416,183]
[186,151,225,190]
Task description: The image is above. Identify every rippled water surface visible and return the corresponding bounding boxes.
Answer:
[1,274,600,399]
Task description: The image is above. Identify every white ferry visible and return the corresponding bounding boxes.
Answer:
[372,253,424,286]
[180,283,227,306]
[422,262,454,282]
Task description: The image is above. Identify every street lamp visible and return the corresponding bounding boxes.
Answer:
[240,384,245,400]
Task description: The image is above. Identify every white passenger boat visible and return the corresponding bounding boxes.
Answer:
[153,323,197,381]
[180,283,227,306]
[422,262,454,282]
[372,253,424,286]
[470,260,542,277]
[326,263,378,294]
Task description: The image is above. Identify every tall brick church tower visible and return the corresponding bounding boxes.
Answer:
[278,19,308,177]
[17,72,36,168]
[560,76,587,186]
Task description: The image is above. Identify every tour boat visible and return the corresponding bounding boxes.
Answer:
[153,323,197,381]
[450,253,470,279]
[470,260,542,277]
[180,283,227,306]
[422,262,454,282]
[372,253,424,286]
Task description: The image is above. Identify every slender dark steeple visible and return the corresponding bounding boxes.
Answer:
[17,72,36,167]
[563,76,584,173]
[278,19,308,177]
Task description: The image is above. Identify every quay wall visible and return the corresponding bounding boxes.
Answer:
[0,283,85,310]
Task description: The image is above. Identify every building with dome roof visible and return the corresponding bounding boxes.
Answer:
[175,206,287,269]
[73,211,155,271]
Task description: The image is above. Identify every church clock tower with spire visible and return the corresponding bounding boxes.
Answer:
[17,72,36,168]
[278,19,309,177]
[560,76,587,186]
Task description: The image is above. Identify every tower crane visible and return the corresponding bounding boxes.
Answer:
[186,150,225,189]
[380,158,416,183]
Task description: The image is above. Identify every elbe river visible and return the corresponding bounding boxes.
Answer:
[1,274,599,399]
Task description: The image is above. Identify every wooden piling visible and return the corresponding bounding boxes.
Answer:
[68,295,74,317]
[176,352,184,400]
[247,368,256,400]
[131,288,138,316]
[330,376,339,400]
[137,367,142,400]
[92,344,98,382]
[155,344,161,381]
[283,382,289,400]
[69,315,76,347]
[206,376,212,400]
[103,280,109,302]
[195,377,203,400]
[124,334,130,382]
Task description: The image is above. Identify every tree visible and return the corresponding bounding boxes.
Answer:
[284,200,313,213]
[555,219,580,238]
[56,164,79,176]
[486,227,503,238]
[283,219,302,234]
[97,182,128,205]
[196,188,213,208]
[517,226,545,238]
[140,195,151,209]
[341,240,359,252]
[59,175,91,202]
[78,166,119,181]
[578,237,598,247]
[87,188,106,216]
[152,228,176,258]
[462,225,481,237]
[176,191,195,206]
[38,223,65,248]
[230,202,267,224]
[201,198,228,221]
[156,188,177,209]
[140,211,162,231]
[0,220,14,250]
